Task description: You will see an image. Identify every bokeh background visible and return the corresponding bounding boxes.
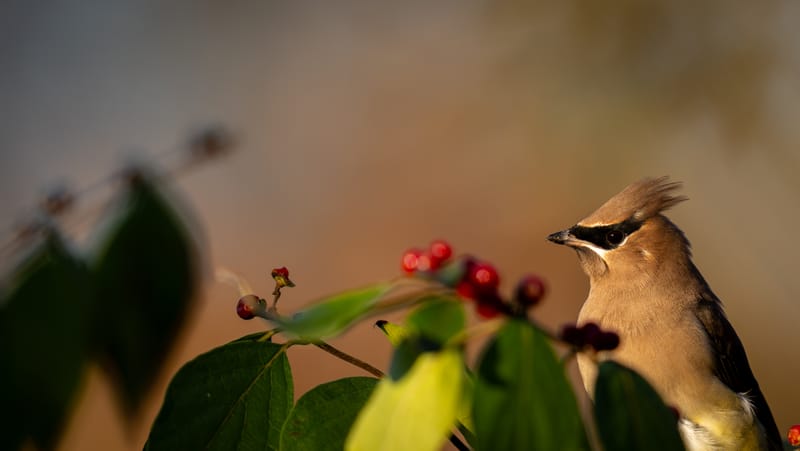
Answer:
[2,1,799,449]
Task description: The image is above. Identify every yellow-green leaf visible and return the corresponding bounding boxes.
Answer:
[345,350,463,451]
[374,320,411,347]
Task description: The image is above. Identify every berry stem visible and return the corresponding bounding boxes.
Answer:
[559,348,578,365]
[311,342,385,378]
[447,317,506,346]
[258,329,280,342]
[367,284,455,317]
[272,287,282,307]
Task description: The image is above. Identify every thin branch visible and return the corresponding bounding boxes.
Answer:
[313,342,384,378]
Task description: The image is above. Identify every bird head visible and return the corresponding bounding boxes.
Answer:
[548,177,691,282]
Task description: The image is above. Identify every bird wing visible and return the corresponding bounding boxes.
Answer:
[694,293,783,451]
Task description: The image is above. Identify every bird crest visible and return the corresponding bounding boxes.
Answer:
[578,176,688,226]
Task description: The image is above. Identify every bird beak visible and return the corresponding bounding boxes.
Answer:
[547,228,575,245]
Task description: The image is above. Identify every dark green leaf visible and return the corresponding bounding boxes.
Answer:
[280,377,378,451]
[388,335,441,381]
[473,320,589,451]
[146,335,293,451]
[594,361,686,451]
[91,174,199,416]
[275,284,390,341]
[0,234,92,451]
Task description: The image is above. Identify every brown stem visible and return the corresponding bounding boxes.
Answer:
[271,284,282,308]
[313,342,385,378]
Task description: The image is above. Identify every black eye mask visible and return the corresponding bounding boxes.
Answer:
[569,219,643,250]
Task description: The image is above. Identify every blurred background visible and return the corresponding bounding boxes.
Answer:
[1,1,798,449]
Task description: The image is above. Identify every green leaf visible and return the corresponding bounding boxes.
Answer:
[280,377,378,451]
[377,300,473,442]
[473,320,589,451]
[456,371,476,447]
[405,298,464,345]
[146,335,293,451]
[0,234,92,451]
[386,298,465,381]
[91,174,199,416]
[275,284,391,341]
[594,361,686,451]
[346,349,463,451]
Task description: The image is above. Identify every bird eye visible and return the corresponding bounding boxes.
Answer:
[606,230,625,246]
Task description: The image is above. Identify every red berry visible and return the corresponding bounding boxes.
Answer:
[514,274,547,308]
[468,262,500,290]
[416,253,434,271]
[236,295,259,320]
[271,267,290,278]
[429,239,453,263]
[788,424,800,447]
[400,248,423,273]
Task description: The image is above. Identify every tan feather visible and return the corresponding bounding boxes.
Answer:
[578,176,688,226]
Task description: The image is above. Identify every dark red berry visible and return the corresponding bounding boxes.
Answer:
[476,301,502,319]
[558,324,586,348]
[580,322,601,345]
[514,274,547,308]
[236,295,259,320]
[474,291,510,318]
[468,262,500,290]
[455,280,477,301]
[401,248,424,273]
[591,331,620,351]
[429,240,453,264]
[271,267,290,278]
[559,324,586,348]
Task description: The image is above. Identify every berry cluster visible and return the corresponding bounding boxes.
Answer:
[559,322,620,352]
[401,240,547,318]
[400,239,453,273]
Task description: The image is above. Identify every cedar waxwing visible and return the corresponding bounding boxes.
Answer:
[548,177,781,451]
